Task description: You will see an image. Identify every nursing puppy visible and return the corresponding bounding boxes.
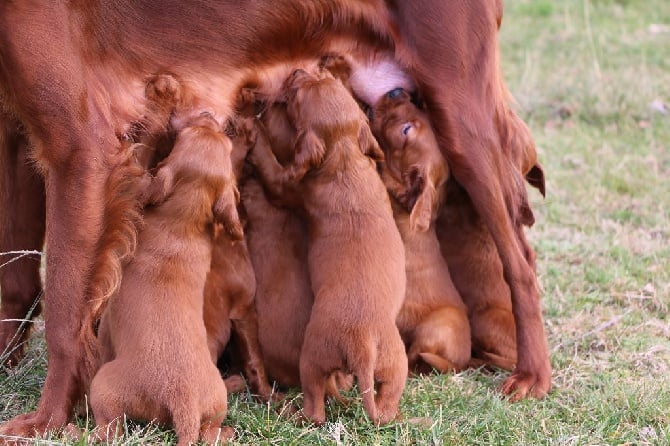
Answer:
[90,113,242,445]
[436,184,518,371]
[233,100,353,399]
[201,131,273,401]
[371,89,471,374]
[245,70,407,425]
[233,101,313,389]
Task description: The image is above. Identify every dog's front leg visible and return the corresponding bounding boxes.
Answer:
[0,4,123,430]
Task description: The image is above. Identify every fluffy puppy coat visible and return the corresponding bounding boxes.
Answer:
[245,69,407,425]
[371,89,471,373]
[90,113,242,445]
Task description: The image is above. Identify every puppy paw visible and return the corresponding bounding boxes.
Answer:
[200,425,235,444]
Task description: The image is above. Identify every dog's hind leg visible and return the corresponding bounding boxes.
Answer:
[299,356,328,425]
[198,385,234,445]
[470,306,517,371]
[89,361,132,443]
[0,115,45,367]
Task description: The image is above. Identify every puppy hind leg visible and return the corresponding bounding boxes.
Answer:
[299,359,328,425]
[470,306,517,371]
[89,361,132,442]
[231,316,273,401]
[199,399,234,445]
[370,332,408,425]
[354,365,378,424]
[171,399,202,446]
[409,307,471,374]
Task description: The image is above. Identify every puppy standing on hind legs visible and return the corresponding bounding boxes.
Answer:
[90,111,241,445]
[244,69,407,425]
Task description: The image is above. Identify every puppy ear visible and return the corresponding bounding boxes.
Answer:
[293,128,326,173]
[406,164,446,232]
[358,124,385,162]
[213,186,244,240]
[409,180,435,232]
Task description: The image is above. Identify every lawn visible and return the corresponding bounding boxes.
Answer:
[1,0,669,444]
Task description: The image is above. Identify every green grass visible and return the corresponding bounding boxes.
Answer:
[2,0,670,443]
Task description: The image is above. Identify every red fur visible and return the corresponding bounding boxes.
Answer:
[233,102,354,399]
[242,70,407,424]
[372,90,471,374]
[0,111,45,367]
[91,113,240,445]
[0,0,550,435]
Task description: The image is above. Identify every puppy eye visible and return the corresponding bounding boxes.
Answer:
[401,123,413,136]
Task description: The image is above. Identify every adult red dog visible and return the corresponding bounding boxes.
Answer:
[0,0,550,436]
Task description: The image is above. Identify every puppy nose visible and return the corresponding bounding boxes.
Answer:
[386,88,405,99]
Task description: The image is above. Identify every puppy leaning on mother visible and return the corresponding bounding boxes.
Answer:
[0,0,550,436]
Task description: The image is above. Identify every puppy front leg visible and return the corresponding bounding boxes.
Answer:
[246,123,302,204]
[143,164,175,206]
[213,186,244,241]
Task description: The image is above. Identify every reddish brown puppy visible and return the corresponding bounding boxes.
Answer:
[233,99,353,398]
[232,101,313,389]
[201,136,273,401]
[372,89,471,374]
[90,113,242,445]
[244,70,407,425]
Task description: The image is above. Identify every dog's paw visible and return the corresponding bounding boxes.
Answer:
[500,369,551,401]
[0,410,64,440]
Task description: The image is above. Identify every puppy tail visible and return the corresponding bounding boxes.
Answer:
[79,152,147,385]
[356,367,378,423]
[325,374,352,406]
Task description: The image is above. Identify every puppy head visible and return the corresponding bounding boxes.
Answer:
[282,68,382,165]
[151,113,244,239]
[372,89,449,231]
[259,101,298,165]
